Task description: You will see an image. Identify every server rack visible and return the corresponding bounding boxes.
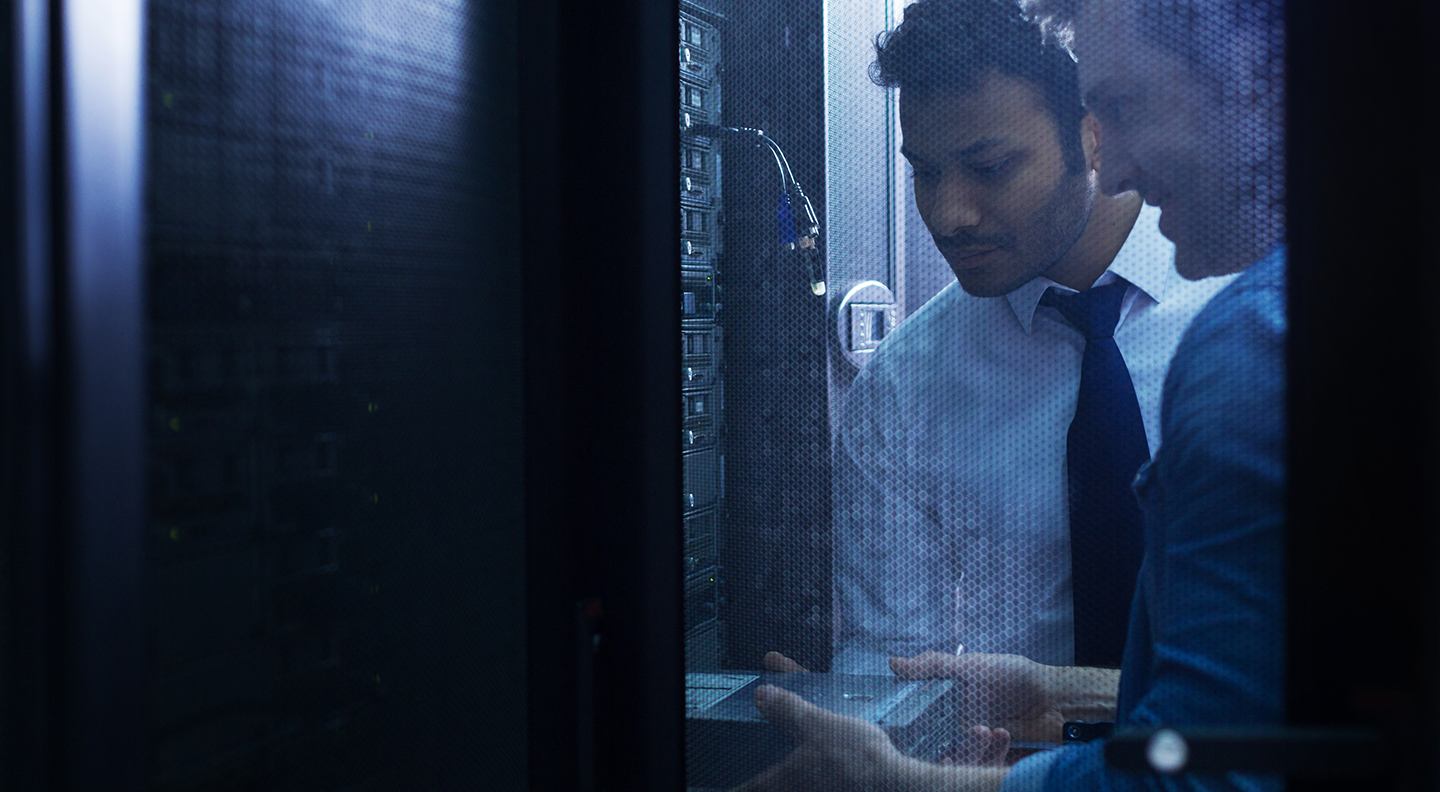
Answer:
[679,0,834,675]
[680,3,727,672]
[708,0,833,674]
[10,0,693,788]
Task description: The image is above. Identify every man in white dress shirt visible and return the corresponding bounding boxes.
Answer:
[829,0,1235,677]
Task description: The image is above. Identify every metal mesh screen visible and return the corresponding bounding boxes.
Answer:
[144,1,524,788]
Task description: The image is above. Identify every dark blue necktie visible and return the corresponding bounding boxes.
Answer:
[1041,280,1148,668]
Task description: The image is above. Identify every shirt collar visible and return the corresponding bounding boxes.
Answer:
[1004,203,1178,335]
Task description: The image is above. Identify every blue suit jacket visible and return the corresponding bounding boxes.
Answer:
[1040,248,1287,792]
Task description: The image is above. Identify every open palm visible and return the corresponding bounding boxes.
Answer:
[890,652,1066,743]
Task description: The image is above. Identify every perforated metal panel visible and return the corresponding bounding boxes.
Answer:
[681,0,836,683]
[144,1,524,788]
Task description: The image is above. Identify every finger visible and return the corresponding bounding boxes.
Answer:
[763,651,809,673]
[889,651,970,679]
[753,684,827,743]
[948,725,1008,767]
[889,652,943,678]
[981,727,1011,766]
[950,726,990,765]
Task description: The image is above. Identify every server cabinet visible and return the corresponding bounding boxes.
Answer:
[1,0,684,784]
[680,5,727,670]
[143,1,529,788]
[682,0,835,676]
[681,0,952,677]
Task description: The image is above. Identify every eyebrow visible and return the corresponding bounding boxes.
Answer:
[900,136,1006,163]
[1083,78,1131,110]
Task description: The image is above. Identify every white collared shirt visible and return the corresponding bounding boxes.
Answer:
[832,204,1236,672]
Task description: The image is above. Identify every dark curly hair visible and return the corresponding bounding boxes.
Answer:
[872,0,1088,173]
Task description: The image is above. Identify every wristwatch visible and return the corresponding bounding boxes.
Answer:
[1063,721,1116,743]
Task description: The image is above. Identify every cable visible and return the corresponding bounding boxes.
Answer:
[687,124,786,194]
[683,123,826,295]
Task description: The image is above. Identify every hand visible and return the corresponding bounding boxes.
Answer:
[946,725,1011,767]
[729,684,924,792]
[763,651,809,673]
[889,651,1066,744]
[761,651,1009,766]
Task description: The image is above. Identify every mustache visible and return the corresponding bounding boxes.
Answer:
[933,230,1013,253]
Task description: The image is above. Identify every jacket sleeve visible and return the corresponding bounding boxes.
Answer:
[1040,267,1287,792]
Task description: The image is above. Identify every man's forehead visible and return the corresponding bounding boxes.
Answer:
[898,74,1050,145]
[899,135,1008,163]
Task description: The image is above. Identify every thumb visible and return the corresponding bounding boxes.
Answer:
[754,684,824,742]
[986,728,1012,766]
[888,656,914,678]
[764,651,809,673]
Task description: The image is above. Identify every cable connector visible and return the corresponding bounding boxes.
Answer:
[776,194,798,248]
[683,123,826,296]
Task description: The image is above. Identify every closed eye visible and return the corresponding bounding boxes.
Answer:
[1089,92,1141,128]
[970,159,1011,179]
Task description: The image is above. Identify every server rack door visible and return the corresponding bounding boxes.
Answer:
[8,0,688,788]
[141,2,528,788]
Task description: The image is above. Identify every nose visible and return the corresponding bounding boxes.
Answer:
[924,172,982,236]
[1097,141,1141,198]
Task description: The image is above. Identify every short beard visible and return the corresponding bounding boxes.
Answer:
[959,169,1095,298]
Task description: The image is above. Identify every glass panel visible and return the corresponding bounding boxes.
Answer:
[681,0,1285,789]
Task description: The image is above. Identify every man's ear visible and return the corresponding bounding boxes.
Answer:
[1081,112,1101,172]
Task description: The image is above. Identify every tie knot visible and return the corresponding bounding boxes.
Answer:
[1040,279,1129,340]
